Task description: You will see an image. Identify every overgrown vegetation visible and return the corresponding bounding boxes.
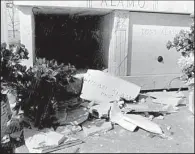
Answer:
[1,42,77,129]
[166,13,194,86]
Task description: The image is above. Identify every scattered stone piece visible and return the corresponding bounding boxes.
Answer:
[123,114,163,134]
[56,125,82,136]
[148,115,154,121]
[82,119,113,137]
[66,107,89,125]
[80,69,141,102]
[167,126,171,131]
[147,92,185,107]
[110,102,137,132]
[24,128,67,153]
[156,115,164,120]
[89,103,112,119]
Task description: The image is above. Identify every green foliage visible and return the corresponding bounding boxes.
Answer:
[166,13,194,85]
[1,42,77,129]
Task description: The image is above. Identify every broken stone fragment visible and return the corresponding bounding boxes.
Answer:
[147,91,185,107]
[80,69,141,103]
[82,119,113,137]
[123,114,163,134]
[89,102,112,119]
[155,115,164,120]
[65,107,89,125]
[24,128,68,153]
[56,125,82,136]
[110,102,137,132]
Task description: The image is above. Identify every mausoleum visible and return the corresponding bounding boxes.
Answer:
[14,0,194,90]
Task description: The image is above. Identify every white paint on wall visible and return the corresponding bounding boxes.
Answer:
[1,1,8,44]
[18,6,35,68]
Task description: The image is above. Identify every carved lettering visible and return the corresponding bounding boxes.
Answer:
[101,0,108,6]
[111,0,116,6]
[138,0,145,8]
[117,0,124,7]
[127,0,135,7]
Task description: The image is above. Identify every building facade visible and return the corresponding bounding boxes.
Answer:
[14,0,194,90]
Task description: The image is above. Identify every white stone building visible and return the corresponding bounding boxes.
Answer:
[10,0,194,89]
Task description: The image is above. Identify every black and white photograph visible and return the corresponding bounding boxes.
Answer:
[1,0,194,153]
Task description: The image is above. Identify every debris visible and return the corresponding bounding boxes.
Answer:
[148,115,154,121]
[65,107,89,125]
[82,119,113,137]
[16,138,83,153]
[89,102,112,119]
[147,91,185,107]
[110,102,137,132]
[140,98,146,103]
[80,69,141,102]
[123,100,176,114]
[123,113,163,134]
[155,115,164,120]
[167,126,171,131]
[24,128,67,153]
[56,125,82,136]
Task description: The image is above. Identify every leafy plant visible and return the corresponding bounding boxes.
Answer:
[166,13,194,86]
[1,42,77,129]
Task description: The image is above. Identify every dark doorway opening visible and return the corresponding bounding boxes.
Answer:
[34,13,105,70]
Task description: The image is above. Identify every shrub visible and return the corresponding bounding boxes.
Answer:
[1,42,77,129]
[166,13,194,86]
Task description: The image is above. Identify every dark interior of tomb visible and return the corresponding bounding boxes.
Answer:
[35,13,104,69]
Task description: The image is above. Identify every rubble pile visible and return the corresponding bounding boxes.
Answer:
[2,69,187,153]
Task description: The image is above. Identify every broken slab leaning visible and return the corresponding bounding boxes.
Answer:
[80,69,141,103]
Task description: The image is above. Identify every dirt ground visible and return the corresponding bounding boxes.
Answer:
[77,106,194,153]
[55,91,194,153]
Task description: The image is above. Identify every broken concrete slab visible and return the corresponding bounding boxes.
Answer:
[82,119,113,137]
[56,125,82,136]
[80,69,141,102]
[110,102,137,132]
[147,91,185,107]
[89,102,112,119]
[123,114,163,134]
[65,107,89,125]
[24,128,67,153]
[15,138,83,153]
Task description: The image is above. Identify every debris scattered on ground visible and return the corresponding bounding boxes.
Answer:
[89,102,112,119]
[148,115,154,121]
[80,69,141,102]
[24,128,67,153]
[56,125,82,136]
[155,115,164,120]
[167,126,171,131]
[65,107,89,125]
[110,102,137,132]
[23,128,83,153]
[82,119,113,137]
[147,91,186,107]
[5,70,189,153]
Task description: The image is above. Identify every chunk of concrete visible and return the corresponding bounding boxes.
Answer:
[123,114,163,134]
[23,128,67,153]
[80,69,141,102]
[65,107,89,125]
[110,102,137,132]
[82,119,113,137]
